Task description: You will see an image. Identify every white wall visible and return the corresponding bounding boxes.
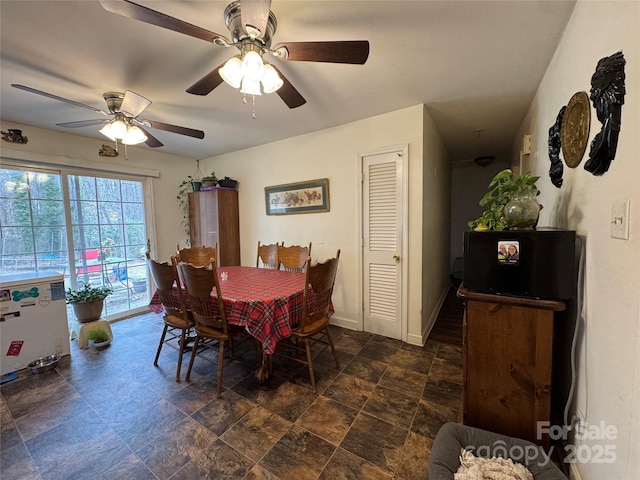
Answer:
[421,107,453,340]
[200,104,450,344]
[513,1,640,477]
[0,121,196,261]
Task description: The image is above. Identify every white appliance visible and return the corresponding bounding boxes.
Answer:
[0,271,70,375]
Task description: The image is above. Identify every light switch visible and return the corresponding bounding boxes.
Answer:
[611,201,630,240]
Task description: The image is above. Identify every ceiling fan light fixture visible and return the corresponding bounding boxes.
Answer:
[220,56,243,88]
[241,50,265,82]
[261,64,283,93]
[99,118,127,141]
[122,125,148,145]
[241,77,262,96]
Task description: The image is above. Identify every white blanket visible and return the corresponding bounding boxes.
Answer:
[454,449,534,480]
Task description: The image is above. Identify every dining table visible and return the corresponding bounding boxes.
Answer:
[148,265,306,381]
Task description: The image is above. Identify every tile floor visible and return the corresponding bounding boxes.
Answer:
[1,299,463,480]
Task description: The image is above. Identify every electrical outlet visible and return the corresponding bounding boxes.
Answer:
[611,200,630,240]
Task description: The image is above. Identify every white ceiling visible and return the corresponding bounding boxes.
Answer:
[0,0,576,161]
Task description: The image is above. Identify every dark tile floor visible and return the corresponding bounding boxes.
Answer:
[1,293,463,480]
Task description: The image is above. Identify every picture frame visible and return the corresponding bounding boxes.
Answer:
[265,178,330,215]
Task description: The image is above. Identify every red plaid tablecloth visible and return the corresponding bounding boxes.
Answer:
[149,266,305,354]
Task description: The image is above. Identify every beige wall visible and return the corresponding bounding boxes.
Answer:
[421,106,453,340]
[200,104,451,344]
[513,1,640,477]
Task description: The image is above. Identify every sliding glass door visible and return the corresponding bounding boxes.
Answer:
[0,166,151,321]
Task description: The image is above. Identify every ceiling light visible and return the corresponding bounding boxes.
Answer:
[99,118,127,141]
[241,77,262,96]
[219,56,243,88]
[100,117,147,146]
[220,46,283,98]
[241,50,265,82]
[262,64,284,94]
[122,125,148,145]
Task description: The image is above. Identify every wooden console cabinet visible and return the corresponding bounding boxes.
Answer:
[457,285,565,447]
[188,189,240,266]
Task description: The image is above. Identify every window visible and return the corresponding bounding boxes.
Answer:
[0,166,151,321]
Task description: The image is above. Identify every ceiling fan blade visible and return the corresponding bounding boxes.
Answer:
[241,0,271,39]
[273,40,370,64]
[56,119,110,128]
[11,84,108,115]
[141,120,205,139]
[270,65,306,109]
[186,64,225,96]
[138,126,163,148]
[120,90,151,118]
[99,0,230,44]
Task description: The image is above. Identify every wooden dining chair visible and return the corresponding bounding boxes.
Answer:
[274,249,341,393]
[175,257,242,398]
[146,253,194,382]
[256,241,279,269]
[175,243,217,267]
[278,242,312,272]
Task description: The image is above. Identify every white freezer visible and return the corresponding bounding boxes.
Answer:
[0,271,71,375]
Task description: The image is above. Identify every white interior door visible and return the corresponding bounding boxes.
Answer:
[361,147,406,339]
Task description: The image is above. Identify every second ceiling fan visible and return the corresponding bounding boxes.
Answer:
[100,0,370,109]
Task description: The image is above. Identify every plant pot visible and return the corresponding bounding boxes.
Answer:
[201,179,217,188]
[90,338,111,348]
[72,298,105,323]
[504,192,541,230]
[217,178,238,189]
[191,181,202,192]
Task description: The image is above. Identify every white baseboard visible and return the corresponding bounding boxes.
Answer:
[329,315,358,331]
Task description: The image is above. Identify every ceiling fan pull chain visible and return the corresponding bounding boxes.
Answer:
[252,95,257,119]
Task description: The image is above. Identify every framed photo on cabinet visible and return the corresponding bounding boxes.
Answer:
[265,178,329,215]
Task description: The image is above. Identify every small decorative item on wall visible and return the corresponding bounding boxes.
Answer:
[585,50,626,176]
[560,91,591,168]
[1,128,28,144]
[98,144,119,157]
[548,105,566,188]
[265,178,329,215]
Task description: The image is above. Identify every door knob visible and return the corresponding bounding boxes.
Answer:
[393,253,400,261]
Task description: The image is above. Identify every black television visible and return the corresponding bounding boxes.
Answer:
[463,228,577,299]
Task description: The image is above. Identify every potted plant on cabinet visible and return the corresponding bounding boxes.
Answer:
[65,283,112,323]
[217,176,238,189]
[200,171,218,188]
[468,168,540,231]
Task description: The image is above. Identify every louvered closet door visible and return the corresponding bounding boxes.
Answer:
[363,150,403,339]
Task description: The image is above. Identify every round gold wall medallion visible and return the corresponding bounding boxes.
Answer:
[560,91,591,168]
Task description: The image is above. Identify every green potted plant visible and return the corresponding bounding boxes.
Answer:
[468,168,540,231]
[217,176,238,189]
[87,328,112,347]
[66,283,112,323]
[201,171,218,188]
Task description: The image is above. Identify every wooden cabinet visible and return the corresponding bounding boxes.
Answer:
[457,285,565,447]
[188,189,240,266]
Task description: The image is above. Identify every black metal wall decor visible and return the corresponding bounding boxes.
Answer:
[1,128,28,144]
[548,105,566,188]
[585,51,626,176]
[98,144,119,157]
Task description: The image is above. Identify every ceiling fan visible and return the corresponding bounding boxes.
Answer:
[99,0,370,109]
[10,84,205,148]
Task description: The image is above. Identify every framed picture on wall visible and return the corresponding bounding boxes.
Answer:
[265,178,330,215]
